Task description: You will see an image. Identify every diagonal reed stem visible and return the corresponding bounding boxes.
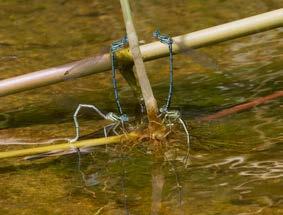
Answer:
[119,0,159,121]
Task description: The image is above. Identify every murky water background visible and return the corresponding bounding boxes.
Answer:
[0,0,282,214]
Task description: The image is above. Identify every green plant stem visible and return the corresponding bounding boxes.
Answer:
[0,132,138,159]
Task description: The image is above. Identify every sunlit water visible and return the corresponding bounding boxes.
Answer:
[0,0,282,214]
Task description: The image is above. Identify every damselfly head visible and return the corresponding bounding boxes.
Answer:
[120,114,129,122]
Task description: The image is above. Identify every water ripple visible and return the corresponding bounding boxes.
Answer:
[203,155,283,180]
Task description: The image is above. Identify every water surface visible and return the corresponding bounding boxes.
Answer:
[0,0,282,214]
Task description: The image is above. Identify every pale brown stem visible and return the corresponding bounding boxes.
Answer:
[0,9,282,97]
[119,0,159,120]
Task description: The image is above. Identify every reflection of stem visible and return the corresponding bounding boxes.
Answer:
[120,153,129,215]
[151,163,164,215]
[164,155,183,207]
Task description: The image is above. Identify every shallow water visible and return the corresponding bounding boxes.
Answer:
[0,0,282,214]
